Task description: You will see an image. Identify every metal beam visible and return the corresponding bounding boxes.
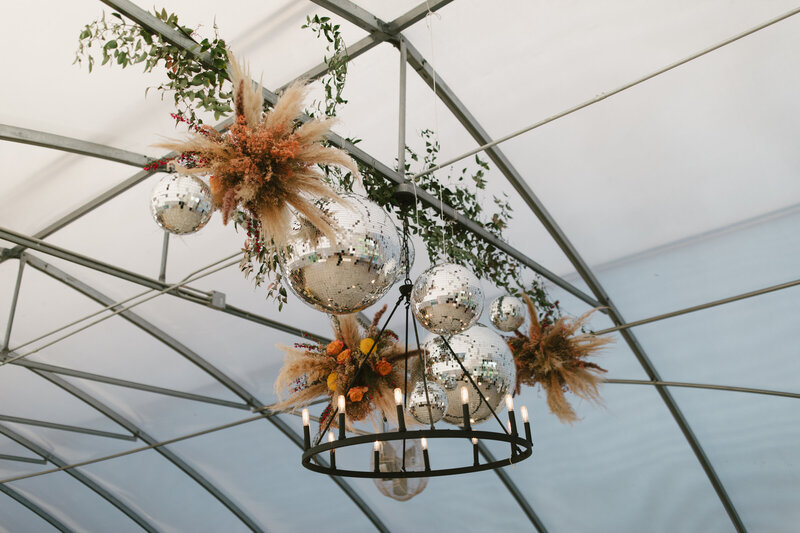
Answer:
[398,35,748,533]
[0,124,153,168]
[477,441,548,533]
[2,257,25,352]
[386,0,455,33]
[0,415,135,442]
[605,379,800,400]
[0,423,157,533]
[0,238,327,343]
[23,252,387,531]
[309,0,389,34]
[0,454,47,465]
[8,358,249,410]
[28,369,267,533]
[0,483,75,533]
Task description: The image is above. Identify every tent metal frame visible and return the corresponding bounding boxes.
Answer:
[1,0,796,531]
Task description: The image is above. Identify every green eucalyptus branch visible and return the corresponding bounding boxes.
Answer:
[74,8,232,125]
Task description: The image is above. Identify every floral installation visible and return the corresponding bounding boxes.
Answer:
[156,51,359,247]
[507,294,612,424]
[274,306,418,432]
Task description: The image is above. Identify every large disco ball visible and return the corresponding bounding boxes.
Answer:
[371,439,428,501]
[489,295,526,332]
[279,193,403,314]
[411,263,483,335]
[424,324,515,425]
[407,380,448,425]
[150,174,213,234]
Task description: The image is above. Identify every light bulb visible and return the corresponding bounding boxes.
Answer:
[328,432,334,443]
[471,437,478,445]
[460,385,469,405]
[301,408,309,427]
[421,437,428,450]
[338,395,346,413]
[394,388,402,406]
[373,441,380,452]
[521,406,529,423]
[505,394,514,411]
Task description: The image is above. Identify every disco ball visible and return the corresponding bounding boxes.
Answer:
[407,380,448,425]
[279,193,403,314]
[424,324,515,425]
[149,174,213,235]
[371,439,428,501]
[411,263,483,335]
[489,295,526,332]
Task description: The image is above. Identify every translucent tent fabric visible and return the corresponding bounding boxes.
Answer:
[1,0,799,531]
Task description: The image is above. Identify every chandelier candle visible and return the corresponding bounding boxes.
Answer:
[338,395,346,440]
[461,386,471,431]
[421,438,431,471]
[302,409,311,450]
[521,406,532,442]
[373,441,381,473]
[394,388,406,432]
[471,437,479,466]
[328,432,336,469]
[505,395,518,437]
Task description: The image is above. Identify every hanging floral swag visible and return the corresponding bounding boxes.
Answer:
[507,295,612,424]
[274,307,417,432]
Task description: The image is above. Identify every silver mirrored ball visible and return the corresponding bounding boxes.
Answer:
[371,439,428,500]
[411,263,483,335]
[150,174,213,234]
[489,295,526,332]
[407,380,448,425]
[279,193,402,314]
[423,324,516,425]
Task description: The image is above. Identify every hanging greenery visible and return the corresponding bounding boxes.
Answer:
[75,8,560,317]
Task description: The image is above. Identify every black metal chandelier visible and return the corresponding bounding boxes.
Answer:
[299,187,534,479]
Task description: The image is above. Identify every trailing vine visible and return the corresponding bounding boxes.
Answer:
[74,8,559,320]
[74,9,231,126]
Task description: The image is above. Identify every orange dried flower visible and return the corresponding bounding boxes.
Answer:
[375,359,392,376]
[337,349,351,365]
[347,386,368,402]
[326,340,344,356]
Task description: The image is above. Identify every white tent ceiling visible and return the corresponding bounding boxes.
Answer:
[1,0,799,532]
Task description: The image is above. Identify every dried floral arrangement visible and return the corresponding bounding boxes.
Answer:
[507,294,612,423]
[274,307,415,431]
[156,52,359,246]
[74,9,561,317]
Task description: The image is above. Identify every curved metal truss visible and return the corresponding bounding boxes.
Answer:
[1,0,798,531]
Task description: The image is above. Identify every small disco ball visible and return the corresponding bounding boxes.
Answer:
[150,174,213,234]
[424,324,516,425]
[489,295,526,332]
[407,380,448,425]
[411,263,483,335]
[279,193,403,314]
[371,439,428,501]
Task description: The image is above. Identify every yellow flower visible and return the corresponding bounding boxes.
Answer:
[327,372,338,391]
[360,338,375,355]
[337,349,351,365]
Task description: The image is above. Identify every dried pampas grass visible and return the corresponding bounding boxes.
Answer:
[157,50,359,246]
[508,294,612,424]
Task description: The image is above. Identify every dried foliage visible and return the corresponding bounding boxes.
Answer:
[508,295,612,423]
[274,307,417,433]
[156,51,359,246]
